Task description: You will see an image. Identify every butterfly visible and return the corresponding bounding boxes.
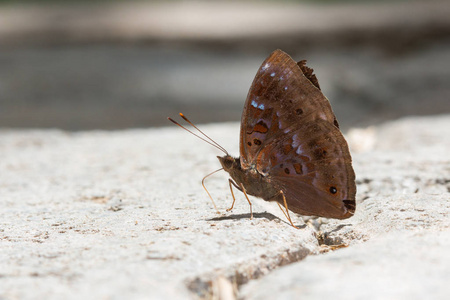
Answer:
[169,49,356,227]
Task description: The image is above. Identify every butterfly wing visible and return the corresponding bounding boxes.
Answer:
[260,119,356,218]
[239,49,339,169]
[239,49,355,218]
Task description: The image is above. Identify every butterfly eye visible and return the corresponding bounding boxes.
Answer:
[224,159,233,169]
[329,186,338,194]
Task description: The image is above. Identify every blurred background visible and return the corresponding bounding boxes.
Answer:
[0,0,449,131]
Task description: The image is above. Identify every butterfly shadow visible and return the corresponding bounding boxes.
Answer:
[327,223,353,233]
[207,212,307,229]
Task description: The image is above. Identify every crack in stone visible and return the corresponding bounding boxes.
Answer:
[186,247,311,299]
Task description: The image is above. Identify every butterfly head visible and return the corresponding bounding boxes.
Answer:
[217,155,240,173]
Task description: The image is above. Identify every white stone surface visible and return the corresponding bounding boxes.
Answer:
[242,115,450,299]
[241,230,450,300]
[1,114,449,299]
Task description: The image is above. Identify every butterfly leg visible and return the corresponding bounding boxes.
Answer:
[275,202,290,222]
[226,179,240,212]
[276,190,299,229]
[239,183,253,220]
[226,180,253,219]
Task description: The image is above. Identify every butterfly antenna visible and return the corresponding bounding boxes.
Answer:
[167,116,228,155]
[178,113,229,155]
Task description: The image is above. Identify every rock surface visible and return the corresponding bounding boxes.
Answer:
[0,114,449,299]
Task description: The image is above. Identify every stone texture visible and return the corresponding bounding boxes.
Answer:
[1,114,449,299]
[0,125,317,299]
[241,230,450,300]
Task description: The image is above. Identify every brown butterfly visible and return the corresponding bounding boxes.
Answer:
[169,49,356,227]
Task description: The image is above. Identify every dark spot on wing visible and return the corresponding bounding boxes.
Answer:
[314,148,328,160]
[253,139,262,146]
[283,144,293,155]
[253,120,269,133]
[293,163,303,174]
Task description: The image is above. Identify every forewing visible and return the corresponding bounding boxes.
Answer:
[239,49,338,169]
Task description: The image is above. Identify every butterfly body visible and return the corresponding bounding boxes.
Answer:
[223,50,356,220]
[218,155,279,200]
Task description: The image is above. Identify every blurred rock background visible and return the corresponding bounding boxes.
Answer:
[0,0,449,130]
